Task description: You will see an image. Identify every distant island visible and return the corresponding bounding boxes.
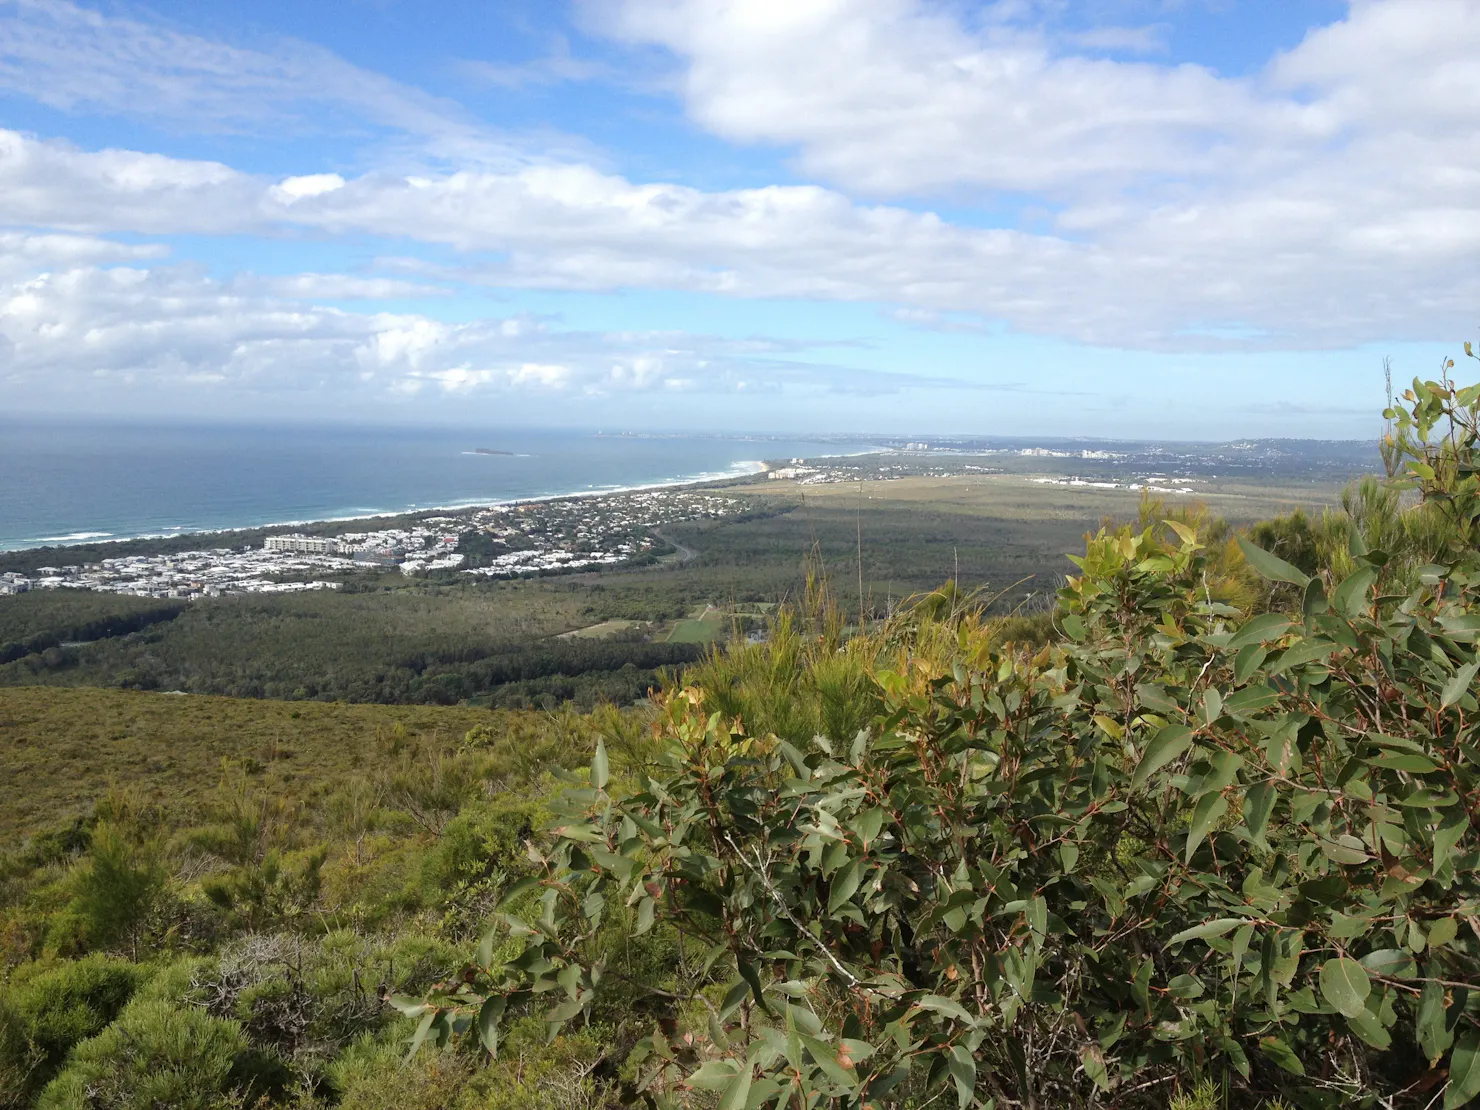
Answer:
[473,447,513,456]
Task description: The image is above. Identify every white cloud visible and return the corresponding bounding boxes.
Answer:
[592,0,1264,197]
[0,0,525,165]
[0,230,167,280]
[3,113,1477,352]
[2,0,1479,363]
[0,129,261,234]
[1066,24,1169,55]
[0,261,944,405]
[460,35,614,90]
[243,273,450,301]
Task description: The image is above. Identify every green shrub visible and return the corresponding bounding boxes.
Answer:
[0,954,147,1108]
[323,1018,609,1110]
[323,1034,477,1110]
[36,998,285,1109]
[55,822,166,957]
[417,797,546,931]
[426,367,1480,1110]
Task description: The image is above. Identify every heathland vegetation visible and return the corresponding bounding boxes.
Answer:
[3,363,1480,1108]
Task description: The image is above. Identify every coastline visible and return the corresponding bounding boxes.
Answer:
[0,453,859,555]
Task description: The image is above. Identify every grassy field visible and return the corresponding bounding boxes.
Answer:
[664,606,728,643]
[0,685,496,839]
[555,618,644,639]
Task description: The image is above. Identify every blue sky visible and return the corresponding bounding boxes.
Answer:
[0,0,1474,437]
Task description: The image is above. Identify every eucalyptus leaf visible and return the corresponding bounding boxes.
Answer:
[1237,537,1311,586]
[1317,957,1370,1018]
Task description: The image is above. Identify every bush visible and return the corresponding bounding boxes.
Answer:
[54,822,166,956]
[425,368,1480,1110]
[0,954,148,1108]
[36,998,285,1110]
[416,797,546,929]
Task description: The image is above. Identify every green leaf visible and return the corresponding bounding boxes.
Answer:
[1168,918,1246,946]
[1446,1032,1480,1110]
[1132,724,1194,790]
[802,1033,856,1088]
[1079,1044,1111,1092]
[1331,565,1377,619]
[1259,1035,1305,1076]
[1302,576,1329,622]
[1347,1008,1392,1049]
[1237,537,1310,586]
[1359,949,1417,979]
[1441,661,1478,709]
[387,994,431,1018]
[1417,980,1454,1063]
[1428,916,1460,950]
[737,958,773,1016]
[1267,637,1339,675]
[851,807,885,848]
[689,1060,742,1090]
[1318,835,1370,865]
[1367,751,1442,773]
[496,876,540,909]
[1234,644,1267,685]
[405,1008,437,1060]
[1223,685,1279,719]
[1227,613,1293,650]
[1318,958,1370,1018]
[948,1045,977,1108]
[1243,780,1276,845]
[1059,840,1080,873]
[1186,791,1228,862]
[591,740,609,790]
[477,995,505,1057]
[477,923,499,969]
[828,858,864,913]
[915,994,974,1024]
[718,1063,753,1110]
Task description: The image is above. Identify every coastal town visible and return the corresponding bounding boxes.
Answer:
[0,489,746,600]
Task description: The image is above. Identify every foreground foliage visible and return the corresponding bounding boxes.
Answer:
[419,368,1480,1108]
[5,361,1479,1110]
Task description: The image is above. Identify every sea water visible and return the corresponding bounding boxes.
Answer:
[0,418,859,551]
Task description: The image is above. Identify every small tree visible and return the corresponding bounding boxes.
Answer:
[66,823,166,959]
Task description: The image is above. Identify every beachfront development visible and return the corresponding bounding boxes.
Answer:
[0,489,745,599]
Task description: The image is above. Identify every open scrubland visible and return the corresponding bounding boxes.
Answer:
[9,394,1480,1108]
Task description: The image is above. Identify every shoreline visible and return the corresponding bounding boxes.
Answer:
[0,450,873,556]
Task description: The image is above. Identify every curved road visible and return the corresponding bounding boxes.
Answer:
[653,528,698,565]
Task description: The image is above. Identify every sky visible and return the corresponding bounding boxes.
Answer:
[0,0,1475,438]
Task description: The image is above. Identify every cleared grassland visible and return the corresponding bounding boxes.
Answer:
[665,616,726,643]
[756,471,1344,526]
[556,618,644,639]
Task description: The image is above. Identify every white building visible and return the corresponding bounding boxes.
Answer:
[264,534,341,555]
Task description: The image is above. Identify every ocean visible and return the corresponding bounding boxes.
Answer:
[0,419,860,551]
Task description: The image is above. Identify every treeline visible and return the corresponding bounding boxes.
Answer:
[0,588,698,708]
[0,593,183,665]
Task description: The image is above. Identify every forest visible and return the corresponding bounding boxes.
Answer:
[3,363,1480,1108]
